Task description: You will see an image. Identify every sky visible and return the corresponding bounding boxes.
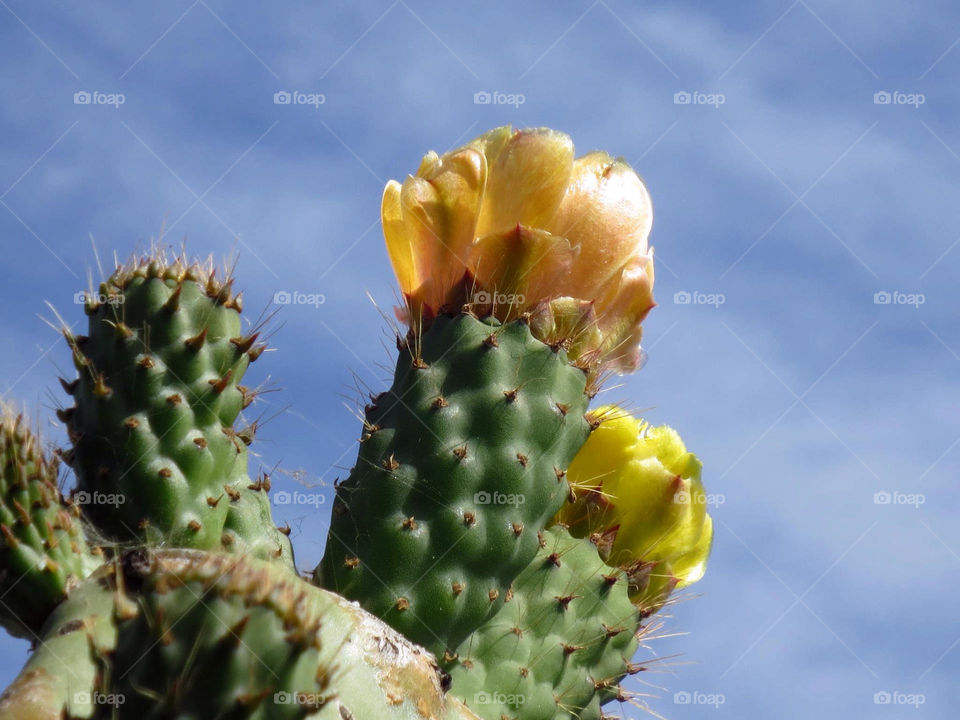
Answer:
[0,1,958,718]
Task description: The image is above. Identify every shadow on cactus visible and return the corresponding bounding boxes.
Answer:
[0,125,712,720]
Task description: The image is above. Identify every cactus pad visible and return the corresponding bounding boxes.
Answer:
[317,312,592,656]
[59,253,292,564]
[0,406,100,639]
[446,526,641,720]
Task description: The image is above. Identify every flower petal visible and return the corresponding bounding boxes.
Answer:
[469,225,578,310]
[475,128,574,238]
[546,153,653,299]
[420,148,485,267]
[673,514,713,587]
[381,179,418,297]
[595,250,656,372]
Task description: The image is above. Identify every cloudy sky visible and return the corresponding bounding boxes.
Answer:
[1,2,958,717]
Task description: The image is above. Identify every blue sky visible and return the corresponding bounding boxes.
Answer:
[1,2,958,717]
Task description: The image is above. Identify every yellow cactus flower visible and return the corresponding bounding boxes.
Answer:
[382,126,655,376]
[554,406,713,615]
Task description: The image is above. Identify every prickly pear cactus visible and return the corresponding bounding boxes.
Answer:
[0,407,101,639]
[0,125,713,720]
[100,550,480,720]
[445,527,641,720]
[59,255,292,565]
[317,313,592,655]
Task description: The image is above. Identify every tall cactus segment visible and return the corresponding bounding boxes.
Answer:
[318,313,592,656]
[316,126,658,658]
[0,405,101,640]
[59,253,292,565]
[446,527,641,720]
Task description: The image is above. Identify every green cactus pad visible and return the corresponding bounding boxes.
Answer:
[100,550,481,720]
[0,562,116,720]
[0,406,101,640]
[60,253,292,565]
[317,312,592,656]
[0,551,484,720]
[446,527,640,720]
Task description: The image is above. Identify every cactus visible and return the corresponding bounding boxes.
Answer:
[0,126,712,720]
[0,550,482,720]
[0,407,101,640]
[60,253,292,565]
[445,526,641,720]
[0,558,116,720]
[315,126,657,658]
[316,313,592,656]
[101,549,481,720]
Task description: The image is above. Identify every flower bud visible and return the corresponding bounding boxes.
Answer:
[554,406,712,615]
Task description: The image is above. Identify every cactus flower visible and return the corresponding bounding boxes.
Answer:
[553,406,713,615]
[382,125,655,375]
